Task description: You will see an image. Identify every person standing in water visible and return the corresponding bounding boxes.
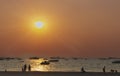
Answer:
[81,67,86,73]
[23,64,27,71]
[103,66,106,73]
[28,64,31,71]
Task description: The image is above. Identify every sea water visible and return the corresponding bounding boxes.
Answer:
[0,58,120,72]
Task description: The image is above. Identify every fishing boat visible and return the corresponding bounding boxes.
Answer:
[112,61,120,64]
[40,61,50,65]
[49,59,59,62]
[29,57,39,59]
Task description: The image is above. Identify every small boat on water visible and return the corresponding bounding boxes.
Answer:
[49,59,59,62]
[29,57,39,60]
[40,61,50,65]
[72,57,79,60]
[50,57,60,59]
[112,61,120,64]
[20,61,24,62]
[0,57,5,60]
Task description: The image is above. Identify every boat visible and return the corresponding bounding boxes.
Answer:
[15,58,22,60]
[29,57,39,59]
[72,57,79,60]
[50,57,60,59]
[49,59,59,62]
[20,60,24,62]
[112,61,120,64]
[40,61,50,65]
[0,57,22,60]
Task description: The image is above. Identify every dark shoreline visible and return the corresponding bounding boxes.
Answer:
[0,71,120,76]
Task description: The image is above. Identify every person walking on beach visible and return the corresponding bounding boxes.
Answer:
[22,67,24,72]
[23,64,27,71]
[28,64,31,71]
[103,66,106,73]
[5,69,7,72]
[110,69,114,73]
[115,70,118,73]
[81,67,86,73]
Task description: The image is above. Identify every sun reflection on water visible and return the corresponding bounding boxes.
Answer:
[28,59,50,71]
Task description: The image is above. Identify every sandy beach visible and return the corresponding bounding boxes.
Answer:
[0,72,120,76]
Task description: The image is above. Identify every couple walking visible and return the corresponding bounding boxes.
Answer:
[22,64,31,72]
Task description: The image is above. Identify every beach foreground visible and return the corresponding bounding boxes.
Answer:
[0,72,120,76]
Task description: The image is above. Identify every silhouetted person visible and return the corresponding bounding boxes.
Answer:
[81,67,86,73]
[5,69,7,72]
[22,67,24,72]
[28,64,31,71]
[110,69,114,73]
[103,66,106,73]
[115,70,118,73]
[23,64,27,71]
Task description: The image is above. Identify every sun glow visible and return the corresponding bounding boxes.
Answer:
[29,16,50,33]
[35,21,44,29]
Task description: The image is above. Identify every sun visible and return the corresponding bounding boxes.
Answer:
[35,21,44,29]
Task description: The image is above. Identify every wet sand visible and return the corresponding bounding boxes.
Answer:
[0,72,120,76]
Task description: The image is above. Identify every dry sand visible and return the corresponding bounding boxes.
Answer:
[0,72,120,76]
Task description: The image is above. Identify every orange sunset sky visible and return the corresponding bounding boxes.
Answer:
[0,0,120,57]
